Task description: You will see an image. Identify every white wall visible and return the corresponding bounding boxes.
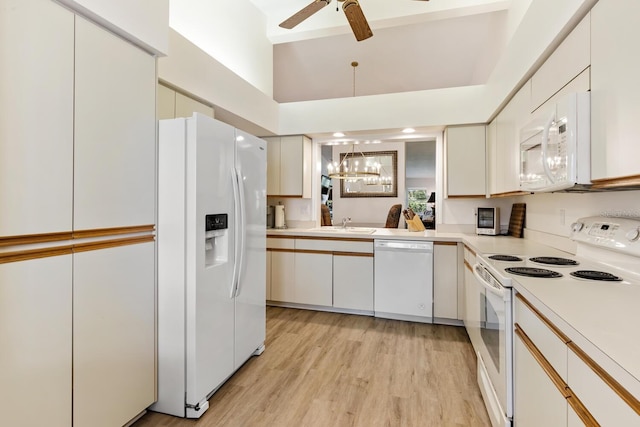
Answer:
[168,0,273,97]
[55,0,169,54]
[519,191,640,238]
[158,30,279,134]
[278,0,597,136]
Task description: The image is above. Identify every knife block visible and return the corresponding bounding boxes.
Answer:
[406,216,426,232]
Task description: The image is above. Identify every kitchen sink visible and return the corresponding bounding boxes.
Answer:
[307,226,376,234]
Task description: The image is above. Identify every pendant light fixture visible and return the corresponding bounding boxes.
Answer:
[327,144,380,180]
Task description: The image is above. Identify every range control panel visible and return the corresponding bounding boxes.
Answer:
[571,216,640,256]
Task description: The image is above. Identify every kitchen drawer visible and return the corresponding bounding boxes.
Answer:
[463,244,476,265]
[515,293,569,381]
[567,345,640,425]
[295,238,373,253]
[267,237,295,250]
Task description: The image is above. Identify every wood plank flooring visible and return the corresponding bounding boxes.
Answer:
[134,307,490,427]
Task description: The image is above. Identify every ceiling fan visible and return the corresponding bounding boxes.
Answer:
[279,0,374,42]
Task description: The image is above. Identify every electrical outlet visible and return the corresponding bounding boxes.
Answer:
[559,209,566,226]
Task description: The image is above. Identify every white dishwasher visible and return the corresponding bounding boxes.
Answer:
[374,240,434,322]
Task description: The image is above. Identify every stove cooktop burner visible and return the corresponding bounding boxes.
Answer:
[570,270,623,282]
[505,267,563,278]
[530,256,579,266]
[489,255,523,262]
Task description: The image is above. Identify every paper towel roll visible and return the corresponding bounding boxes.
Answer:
[275,205,286,228]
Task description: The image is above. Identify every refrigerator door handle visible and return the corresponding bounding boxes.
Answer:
[234,166,247,297]
[230,168,242,299]
[229,168,246,298]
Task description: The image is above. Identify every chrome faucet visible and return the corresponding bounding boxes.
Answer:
[341,217,351,228]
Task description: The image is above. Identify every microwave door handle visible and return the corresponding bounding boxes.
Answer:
[472,263,506,298]
[541,111,556,184]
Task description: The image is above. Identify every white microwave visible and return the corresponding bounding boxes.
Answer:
[520,92,590,192]
[476,207,500,235]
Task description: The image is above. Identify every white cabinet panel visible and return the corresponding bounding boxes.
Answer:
[294,252,332,306]
[73,242,155,427]
[486,119,498,196]
[0,255,72,427]
[0,0,74,236]
[433,243,458,320]
[446,125,486,197]
[333,255,373,311]
[514,331,568,427]
[270,251,295,302]
[591,0,640,181]
[494,81,531,195]
[515,297,568,381]
[531,14,590,111]
[157,84,176,120]
[567,350,638,426]
[265,135,311,197]
[175,92,214,118]
[74,17,156,230]
[266,250,272,300]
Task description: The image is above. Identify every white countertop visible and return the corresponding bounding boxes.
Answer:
[267,226,640,395]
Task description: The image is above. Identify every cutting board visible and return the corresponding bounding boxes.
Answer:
[508,203,526,238]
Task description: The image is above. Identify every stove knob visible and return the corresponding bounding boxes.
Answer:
[626,227,640,242]
[571,222,584,233]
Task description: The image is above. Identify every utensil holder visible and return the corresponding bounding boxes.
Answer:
[407,216,426,232]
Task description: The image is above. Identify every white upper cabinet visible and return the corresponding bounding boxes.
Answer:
[265,135,312,198]
[530,14,590,112]
[157,84,176,120]
[0,0,74,236]
[445,125,486,197]
[591,0,640,184]
[74,17,156,230]
[158,83,214,120]
[492,81,531,196]
[175,92,214,119]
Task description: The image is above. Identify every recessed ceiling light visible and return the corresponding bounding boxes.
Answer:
[333,132,345,137]
[402,128,415,134]
[372,140,382,144]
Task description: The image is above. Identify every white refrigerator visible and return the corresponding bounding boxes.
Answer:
[152,114,266,418]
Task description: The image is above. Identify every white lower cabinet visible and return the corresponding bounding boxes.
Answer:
[333,254,374,311]
[266,250,272,300]
[433,242,459,321]
[269,251,295,303]
[514,329,568,427]
[514,292,640,426]
[267,237,374,311]
[567,349,639,425]
[73,243,155,427]
[294,252,333,306]
[0,256,73,427]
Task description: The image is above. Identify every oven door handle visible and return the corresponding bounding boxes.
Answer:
[473,263,506,297]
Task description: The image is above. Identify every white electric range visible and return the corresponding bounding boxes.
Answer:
[468,216,640,427]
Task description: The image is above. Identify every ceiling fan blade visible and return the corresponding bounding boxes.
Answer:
[342,0,373,41]
[279,0,331,29]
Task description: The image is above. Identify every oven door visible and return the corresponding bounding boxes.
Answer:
[472,263,512,426]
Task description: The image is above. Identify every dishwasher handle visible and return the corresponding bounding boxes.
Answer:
[374,240,433,252]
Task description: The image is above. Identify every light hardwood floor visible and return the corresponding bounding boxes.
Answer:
[134,307,491,427]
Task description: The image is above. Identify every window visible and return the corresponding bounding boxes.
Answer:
[407,188,428,215]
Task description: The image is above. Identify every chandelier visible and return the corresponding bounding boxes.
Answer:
[327,144,381,180]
